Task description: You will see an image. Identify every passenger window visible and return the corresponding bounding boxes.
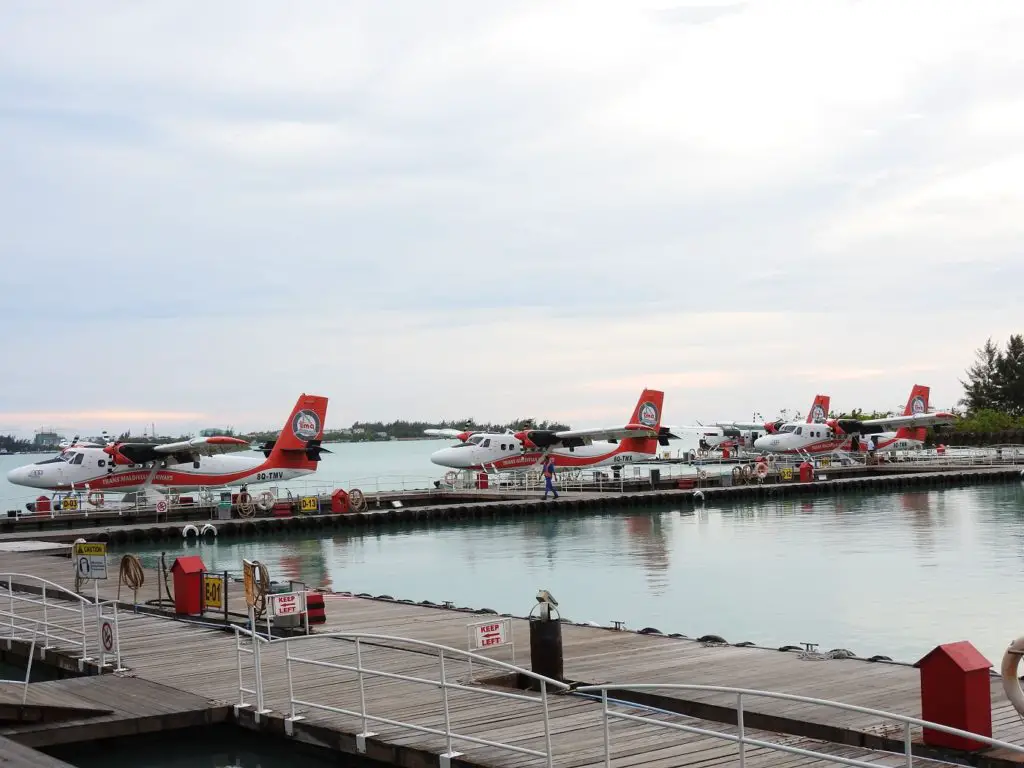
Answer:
[500,444,506,450]
[98,460,106,467]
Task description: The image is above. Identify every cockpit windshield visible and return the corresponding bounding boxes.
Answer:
[779,425,797,433]
[467,436,484,446]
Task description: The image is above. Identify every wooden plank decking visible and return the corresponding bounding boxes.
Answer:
[0,593,971,768]
[0,734,78,767]
[2,548,1022,767]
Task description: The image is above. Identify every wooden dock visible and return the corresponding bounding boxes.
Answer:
[0,734,77,767]
[0,465,1019,548]
[1,675,229,748]
[1,548,1022,767]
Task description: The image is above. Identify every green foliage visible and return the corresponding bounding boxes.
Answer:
[0,434,31,452]
[949,408,1024,433]
[960,334,1024,417]
[249,417,571,442]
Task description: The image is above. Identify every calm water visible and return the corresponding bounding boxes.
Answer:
[116,480,1024,667]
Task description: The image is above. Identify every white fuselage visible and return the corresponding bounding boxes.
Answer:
[430,433,653,471]
[753,425,922,456]
[6,447,313,493]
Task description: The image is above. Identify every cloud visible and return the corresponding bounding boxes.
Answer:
[0,1,1020,435]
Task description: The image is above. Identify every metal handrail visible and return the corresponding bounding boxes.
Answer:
[573,683,1024,768]
[234,628,568,766]
[0,573,122,669]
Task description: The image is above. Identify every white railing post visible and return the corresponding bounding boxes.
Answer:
[8,576,14,639]
[235,628,246,706]
[41,584,49,647]
[602,688,611,768]
[541,679,553,768]
[737,692,746,768]
[439,648,456,759]
[286,638,296,719]
[112,604,123,671]
[79,595,88,660]
[904,721,912,767]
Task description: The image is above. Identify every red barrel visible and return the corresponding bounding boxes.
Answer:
[306,592,326,625]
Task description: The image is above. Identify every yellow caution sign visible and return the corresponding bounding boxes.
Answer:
[73,542,106,557]
[61,497,79,511]
[299,496,318,513]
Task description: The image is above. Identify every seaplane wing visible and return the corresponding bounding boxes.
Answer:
[552,425,659,444]
[424,428,466,439]
[151,436,253,459]
[854,411,957,430]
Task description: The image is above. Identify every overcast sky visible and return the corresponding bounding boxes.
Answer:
[0,0,1021,437]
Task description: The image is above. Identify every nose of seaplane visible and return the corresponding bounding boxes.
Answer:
[7,463,38,488]
[752,435,773,452]
[430,446,469,468]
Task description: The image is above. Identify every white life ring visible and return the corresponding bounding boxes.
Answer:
[697,470,707,480]
[1002,637,1024,716]
[444,471,458,486]
[198,489,213,503]
[256,490,274,511]
[200,523,217,538]
[86,490,105,508]
[182,524,199,538]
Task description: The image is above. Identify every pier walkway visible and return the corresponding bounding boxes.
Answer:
[2,548,1024,767]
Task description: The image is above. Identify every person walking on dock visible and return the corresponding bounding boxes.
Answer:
[542,457,559,500]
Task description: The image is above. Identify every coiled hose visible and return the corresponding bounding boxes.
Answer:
[117,554,145,603]
[243,558,270,619]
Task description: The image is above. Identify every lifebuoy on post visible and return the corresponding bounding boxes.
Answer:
[87,490,105,508]
[444,471,458,486]
[698,469,708,480]
[256,490,274,511]
[756,462,769,479]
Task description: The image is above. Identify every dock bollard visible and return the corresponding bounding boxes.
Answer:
[529,589,563,685]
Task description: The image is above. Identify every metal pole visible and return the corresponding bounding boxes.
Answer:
[904,722,913,767]
[223,571,229,624]
[541,679,553,768]
[737,692,746,768]
[41,585,48,644]
[602,688,611,768]
[439,648,453,756]
[94,583,102,667]
[286,639,296,718]
[356,638,370,736]
[113,604,122,671]
[8,576,14,639]
[235,628,245,706]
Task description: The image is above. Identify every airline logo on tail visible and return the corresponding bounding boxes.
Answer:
[638,401,659,428]
[910,395,926,415]
[293,409,322,440]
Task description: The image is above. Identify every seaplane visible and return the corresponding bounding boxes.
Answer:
[6,394,330,506]
[752,385,955,458]
[691,394,832,457]
[428,388,677,472]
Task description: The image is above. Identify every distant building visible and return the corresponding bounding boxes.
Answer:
[33,429,62,449]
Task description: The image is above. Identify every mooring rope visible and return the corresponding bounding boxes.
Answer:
[243,558,270,618]
[117,554,145,603]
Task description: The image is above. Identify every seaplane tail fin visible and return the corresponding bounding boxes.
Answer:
[807,395,830,423]
[628,388,664,431]
[896,385,929,441]
[267,394,330,468]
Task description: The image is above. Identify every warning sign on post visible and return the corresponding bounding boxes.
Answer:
[73,542,108,580]
[270,591,305,617]
[469,618,511,649]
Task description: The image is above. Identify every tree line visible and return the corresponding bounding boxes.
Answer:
[956,333,1024,431]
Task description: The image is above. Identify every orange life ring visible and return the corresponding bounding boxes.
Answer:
[756,462,769,478]
[86,490,105,507]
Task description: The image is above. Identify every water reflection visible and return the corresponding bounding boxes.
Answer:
[120,484,1024,665]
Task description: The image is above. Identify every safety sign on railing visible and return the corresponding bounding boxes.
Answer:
[73,541,107,580]
[469,617,512,649]
[270,591,306,617]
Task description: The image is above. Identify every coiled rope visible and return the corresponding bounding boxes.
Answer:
[237,491,256,518]
[243,558,270,618]
[117,554,145,603]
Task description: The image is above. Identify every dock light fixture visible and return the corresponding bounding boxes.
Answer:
[533,589,559,621]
